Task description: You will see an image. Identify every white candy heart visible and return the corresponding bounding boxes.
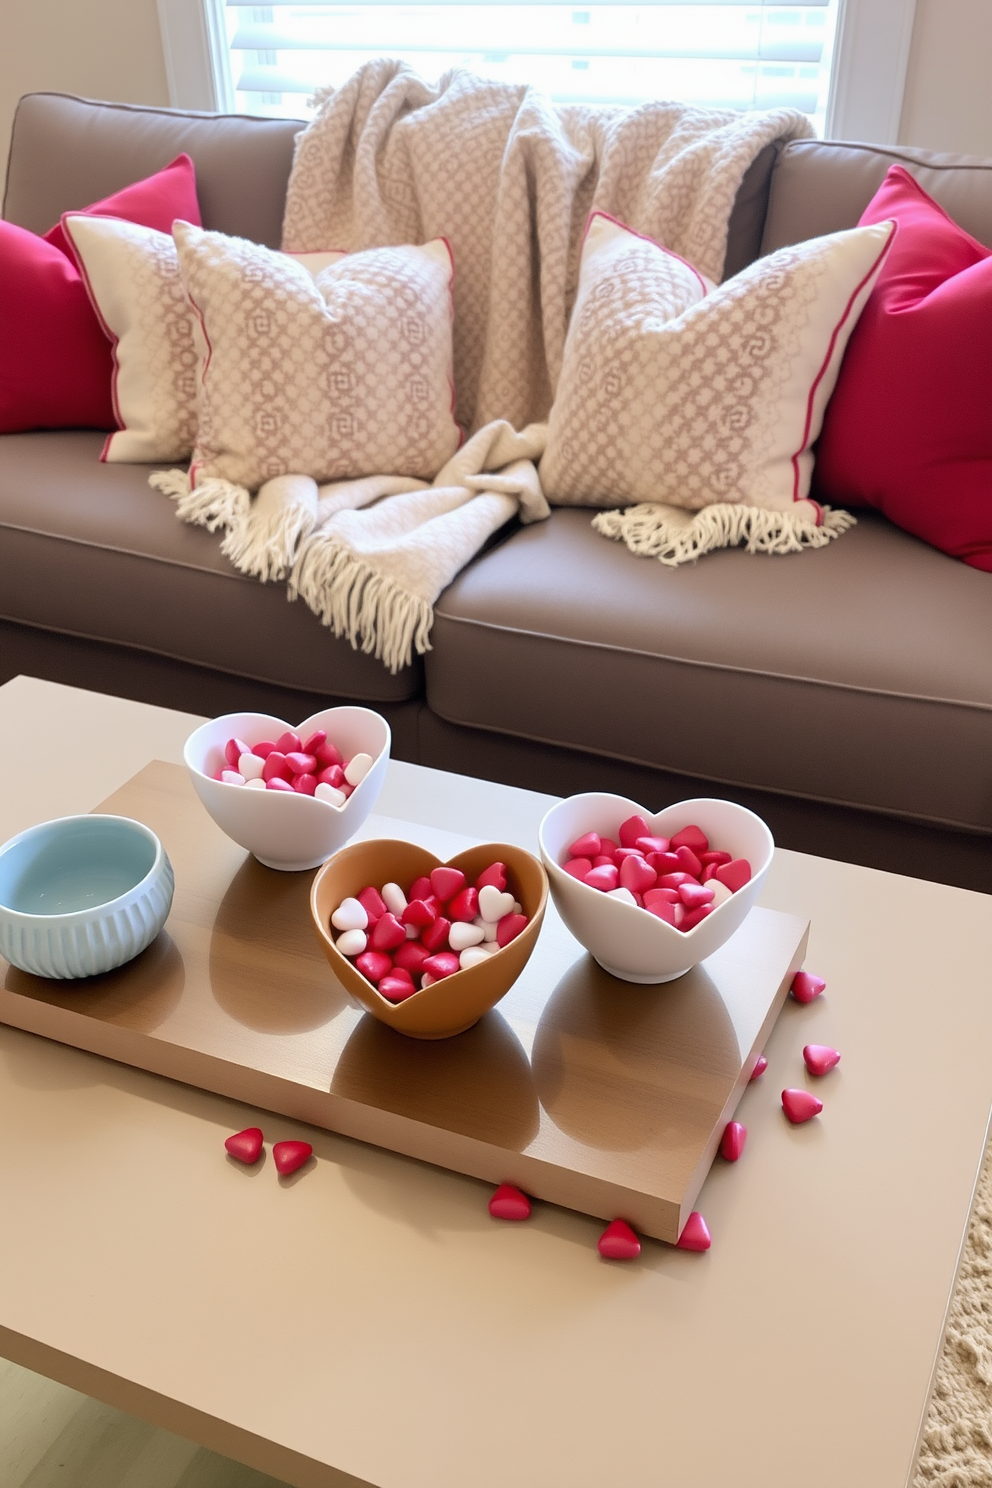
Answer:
[478,885,515,923]
[336,929,367,957]
[481,920,499,942]
[245,778,266,790]
[315,783,346,806]
[449,921,486,951]
[332,896,368,932]
[709,879,732,906]
[221,770,244,785]
[459,946,491,970]
[238,752,265,780]
[381,882,408,917]
[607,887,637,905]
[345,752,373,786]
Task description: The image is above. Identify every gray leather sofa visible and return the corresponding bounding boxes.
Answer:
[4,92,992,890]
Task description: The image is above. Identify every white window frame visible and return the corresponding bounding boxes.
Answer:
[156,0,918,145]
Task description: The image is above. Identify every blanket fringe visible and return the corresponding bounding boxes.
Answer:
[220,501,317,583]
[291,536,433,675]
[149,470,250,533]
[592,502,857,566]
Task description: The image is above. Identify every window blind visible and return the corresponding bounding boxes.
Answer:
[221,0,840,134]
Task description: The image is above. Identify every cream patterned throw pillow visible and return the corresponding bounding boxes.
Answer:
[541,212,896,512]
[64,215,199,463]
[172,223,460,490]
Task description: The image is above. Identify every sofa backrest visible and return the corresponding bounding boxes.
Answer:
[4,91,779,277]
[3,93,301,248]
[762,138,992,253]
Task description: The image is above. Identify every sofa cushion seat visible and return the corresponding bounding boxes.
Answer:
[0,432,421,702]
[428,508,992,831]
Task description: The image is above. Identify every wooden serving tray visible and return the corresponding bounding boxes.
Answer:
[0,762,808,1243]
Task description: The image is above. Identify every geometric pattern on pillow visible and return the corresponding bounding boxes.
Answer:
[62,215,200,464]
[542,214,895,512]
[172,223,461,490]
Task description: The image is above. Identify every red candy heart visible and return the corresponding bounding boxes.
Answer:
[791,970,826,1004]
[401,898,436,928]
[275,730,302,756]
[421,915,452,953]
[584,864,619,892]
[720,1121,747,1162]
[598,838,619,859]
[670,825,709,854]
[715,858,752,893]
[379,974,418,1003]
[803,1044,841,1076]
[676,1211,711,1251]
[273,1139,312,1175]
[489,1183,531,1221]
[648,851,681,874]
[678,882,714,908]
[619,854,657,893]
[266,777,294,792]
[251,739,278,759]
[618,815,650,848]
[430,866,466,903]
[781,1088,823,1123]
[370,912,407,952]
[496,913,528,948]
[293,773,317,796]
[355,950,393,983]
[568,832,602,859]
[423,951,460,980]
[225,736,251,768]
[314,740,343,769]
[409,875,433,903]
[357,886,387,922]
[597,1218,641,1259]
[393,940,430,973]
[563,857,592,881]
[699,850,732,866]
[261,751,292,783]
[225,1126,263,1164]
[284,751,317,775]
[645,897,679,926]
[750,1054,768,1080]
[635,835,670,855]
[447,886,480,922]
[680,904,713,931]
[674,844,703,878]
[302,729,326,755]
[476,861,507,892]
[317,763,345,789]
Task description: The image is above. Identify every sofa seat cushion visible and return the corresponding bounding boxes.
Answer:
[428,508,992,830]
[0,432,421,702]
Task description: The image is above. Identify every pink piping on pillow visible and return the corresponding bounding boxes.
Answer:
[789,220,897,502]
[582,210,710,297]
[59,213,126,459]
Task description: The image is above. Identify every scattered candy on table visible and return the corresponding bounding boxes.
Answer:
[489,1183,532,1221]
[720,1121,747,1162]
[214,729,375,805]
[225,1126,264,1164]
[675,1211,712,1251]
[272,1139,313,1175]
[330,861,529,999]
[781,1088,823,1123]
[598,1218,641,1259]
[750,1054,768,1081]
[790,970,826,1004]
[559,817,751,932]
[803,1044,841,1076]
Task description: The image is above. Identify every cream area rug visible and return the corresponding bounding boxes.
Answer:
[915,1139,992,1486]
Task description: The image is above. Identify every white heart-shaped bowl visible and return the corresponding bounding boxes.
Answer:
[184,707,390,871]
[539,793,774,983]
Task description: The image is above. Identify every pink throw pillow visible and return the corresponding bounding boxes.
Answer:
[0,156,201,435]
[814,165,992,569]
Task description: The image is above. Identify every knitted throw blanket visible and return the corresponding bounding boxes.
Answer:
[159,64,816,672]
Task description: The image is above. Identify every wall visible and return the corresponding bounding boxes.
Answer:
[899,0,992,155]
[0,0,169,180]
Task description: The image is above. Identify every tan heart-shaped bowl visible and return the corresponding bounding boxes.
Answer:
[311,840,548,1038]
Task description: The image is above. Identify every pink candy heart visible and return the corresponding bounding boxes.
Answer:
[714,858,751,893]
[719,1121,747,1162]
[225,1127,263,1164]
[670,825,709,854]
[803,1044,841,1076]
[618,815,650,848]
[597,1218,641,1259]
[781,1088,823,1123]
[675,1211,711,1251]
[619,854,657,894]
[272,1139,312,1175]
[568,832,602,859]
[750,1054,768,1081]
[791,971,826,1004]
[489,1183,532,1221]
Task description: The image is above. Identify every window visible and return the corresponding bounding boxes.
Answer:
[156,0,917,144]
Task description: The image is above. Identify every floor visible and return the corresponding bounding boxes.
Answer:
[0,1359,290,1488]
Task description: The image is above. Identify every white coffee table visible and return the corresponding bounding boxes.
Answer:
[1,674,990,1488]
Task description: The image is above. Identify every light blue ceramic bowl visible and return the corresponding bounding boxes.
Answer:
[0,815,175,979]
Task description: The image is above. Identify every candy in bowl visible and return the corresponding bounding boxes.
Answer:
[311,839,547,1038]
[539,794,774,983]
[184,707,390,871]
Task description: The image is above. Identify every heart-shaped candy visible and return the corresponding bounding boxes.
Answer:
[619,855,657,894]
[448,921,485,952]
[273,1139,312,1175]
[476,861,508,891]
[720,1120,746,1162]
[803,1044,841,1076]
[675,1211,711,1251]
[791,971,826,1004]
[568,833,602,860]
[225,1127,263,1164]
[331,896,368,932]
[430,866,466,903]
[781,1088,823,1123]
[749,1054,768,1081]
[670,825,709,854]
[489,1183,531,1220]
[478,885,515,923]
[714,858,751,893]
[597,1218,641,1259]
